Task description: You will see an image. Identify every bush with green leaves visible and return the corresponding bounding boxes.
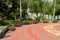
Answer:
[0,20,7,26]
[35,17,47,22]
[21,19,33,24]
[56,19,60,21]
[0,20,22,26]
[2,20,21,25]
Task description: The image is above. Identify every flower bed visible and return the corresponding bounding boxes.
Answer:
[43,20,49,23]
[52,20,58,23]
[14,22,22,27]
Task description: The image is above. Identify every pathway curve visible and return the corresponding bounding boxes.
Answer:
[1,23,60,40]
[44,24,60,36]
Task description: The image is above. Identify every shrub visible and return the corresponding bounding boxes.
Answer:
[43,20,49,23]
[21,20,26,24]
[36,17,47,22]
[3,20,21,24]
[24,20,31,25]
[14,22,22,27]
[21,19,33,25]
[52,20,58,23]
[36,17,41,22]
[33,20,39,24]
[56,19,60,21]
[7,24,16,31]
[0,20,8,26]
[0,20,21,26]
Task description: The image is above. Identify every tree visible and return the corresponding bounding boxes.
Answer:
[20,0,22,20]
[53,0,56,20]
[21,0,28,19]
[55,0,60,17]
[28,0,43,17]
[0,0,20,20]
[44,1,53,20]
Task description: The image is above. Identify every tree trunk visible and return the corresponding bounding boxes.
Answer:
[20,0,22,20]
[43,1,46,18]
[14,13,16,20]
[1,14,3,20]
[53,0,56,20]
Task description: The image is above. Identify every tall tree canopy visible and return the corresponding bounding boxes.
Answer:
[0,0,20,20]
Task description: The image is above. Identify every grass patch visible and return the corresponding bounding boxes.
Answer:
[0,26,4,28]
[57,19,60,21]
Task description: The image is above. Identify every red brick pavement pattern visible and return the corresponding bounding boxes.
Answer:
[54,25,60,31]
[1,23,60,40]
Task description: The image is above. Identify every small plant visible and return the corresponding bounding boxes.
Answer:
[24,20,31,25]
[3,20,21,25]
[15,22,22,27]
[43,20,49,23]
[33,20,39,24]
[7,24,16,31]
[36,17,41,22]
[52,20,58,23]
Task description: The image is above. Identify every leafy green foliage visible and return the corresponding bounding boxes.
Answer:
[0,0,20,20]
[44,2,53,15]
[28,0,43,13]
[0,20,21,26]
[55,0,60,15]
[3,20,21,24]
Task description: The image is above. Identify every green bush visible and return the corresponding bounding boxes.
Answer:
[52,20,58,23]
[43,20,49,23]
[3,20,21,24]
[35,17,47,22]
[21,19,33,24]
[36,17,41,22]
[0,20,21,26]
[56,19,60,21]
[0,20,7,26]
[27,19,33,23]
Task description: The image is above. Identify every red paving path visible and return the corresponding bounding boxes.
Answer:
[1,23,60,40]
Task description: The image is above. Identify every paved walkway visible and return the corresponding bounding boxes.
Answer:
[1,23,60,40]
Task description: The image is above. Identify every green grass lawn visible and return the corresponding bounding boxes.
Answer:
[0,26,4,28]
[57,19,60,20]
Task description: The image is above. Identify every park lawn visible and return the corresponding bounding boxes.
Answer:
[0,26,4,28]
